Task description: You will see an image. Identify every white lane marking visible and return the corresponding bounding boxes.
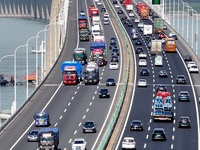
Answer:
[169,67,171,70]
[171,144,174,149]
[173,120,176,124]
[173,89,175,92]
[68,102,71,106]
[89,102,92,105]
[173,127,175,132]
[168,64,170,66]
[83,115,86,119]
[100,77,102,80]
[74,130,77,135]
[92,96,95,99]
[153,94,155,97]
[152,70,154,74]
[174,112,176,116]
[146,135,149,139]
[173,94,175,98]
[102,69,104,71]
[150,119,152,123]
[97,86,99,89]
[171,75,173,78]
[174,106,176,110]
[174,100,176,104]
[54,123,58,127]
[153,75,155,78]
[172,84,174,87]
[71,97,74,100]
[144,143,147,149]
[74,91,77,94]
[153,89,155,92]
[86,108,89,112]
[170,71,172,74]
[95,91,97,94]
[172,135,174,140]
[101,72,103,75]
[151,111,153,116]
[69,139,72,143]
[148,126,151,131]
[171,80,174,82]
[77,86,80,89]
[79,122,82,126]
[64,109,67,112]
[153,84,155,87]
[59,116,63,119]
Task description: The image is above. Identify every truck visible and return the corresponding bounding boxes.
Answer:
[84,61,99,85]
[79,29,90,41]
[78,16,87,29]
[154,18,164,33]
[91,49,106,66]
[37,128,59,150]
[140,7,149,19]
[73,48,87,65]
[92,16,100,26]
[153,108,173,121]
[89,6,96,17]
[90,41,106,52]
[143,25,152,36]
[91,8,99,20]
[151,40,162,55]
[124,0,132,8]
[155,55,163,66]
[61,61,82,85]
[93,35,105,42]
[126,4,133,11]
[138,4,148,14]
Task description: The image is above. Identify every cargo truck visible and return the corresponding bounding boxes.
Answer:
[91,49,106,66]
[79,29,90,41]
[124,0,132,8]
[154,18,164,33]
[61,61,82,85]
[140,7,149,19]
[143,25,152,36]
[93,35,105,42]
[92,16,100,26]
[90,41,106,52]
[78,16,87,29]
[89,6,96,17]
[151,40,162,55]
[84,61,99,85]
[73,48,87,65]
[37,128,59,150]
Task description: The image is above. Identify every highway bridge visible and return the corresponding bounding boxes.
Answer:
[0,0,199,150]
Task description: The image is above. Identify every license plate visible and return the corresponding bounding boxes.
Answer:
[69,81,71,83]
[89,80,92,82]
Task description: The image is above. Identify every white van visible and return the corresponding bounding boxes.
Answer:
[92,25,100,37]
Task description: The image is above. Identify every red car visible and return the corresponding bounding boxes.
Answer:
[159,33,166,39]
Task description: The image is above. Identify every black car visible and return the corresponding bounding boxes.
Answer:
[99,88,110,98]
[82,121,97,133]
[184,55,192,61]
[118,10,123,14]
[106,78,116,86]
[124,19,130,24]
[101,7,106,12]
[110,37,117,43]
[111,55,119,62]
[121,15,127,20]
[135,39,142,45]
[113,0,117,4]
[159,70,168,78]
[140,68,149,76]
[112,48,120,56]
[172,34,178,40]
[109,42,117,49]
[120,0,124,4]
[130,120,143,131]
[178,116,191,128]
[152,15,159,21]
[127,21,133,27]
[176,75,186,84]
[135,47,144,54]
[178,91,190,101]
[27,130,39,142]
[156,84,167,93]
[152,128,167,141]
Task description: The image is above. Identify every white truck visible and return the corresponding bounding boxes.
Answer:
[143,25,152,36]
[155,55,163,66]
[126,4,133,11]
[151,40,162,55]
[92,16,100,26]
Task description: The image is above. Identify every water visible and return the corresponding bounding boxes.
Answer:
[0,18,48,112]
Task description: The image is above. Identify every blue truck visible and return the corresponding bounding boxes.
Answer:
[61,61,82,85]
[90,41,106,52]
[37,128,59,150]
[34,112,50,127]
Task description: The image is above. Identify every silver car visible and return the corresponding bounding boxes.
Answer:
[27,130,39,142]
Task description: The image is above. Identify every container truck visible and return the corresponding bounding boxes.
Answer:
[154,18,164,33]
[151,40,162,55]
[78,16,87,29]
[61,61,82,85]
[73,48,87,65]
[84,61,99,85]
[37,128,59,150]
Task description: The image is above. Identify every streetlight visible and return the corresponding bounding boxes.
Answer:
[14,44,26,114]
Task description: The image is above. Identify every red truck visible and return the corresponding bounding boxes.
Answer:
[140,7,149,19]
[138,4,148,14]
[91,9,99,20]
[124,0,132,8]
[78,16,87,29]
[89,6,96,17]
[91,49,105,66]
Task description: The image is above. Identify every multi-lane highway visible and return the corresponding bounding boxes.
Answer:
[0,0,125,149]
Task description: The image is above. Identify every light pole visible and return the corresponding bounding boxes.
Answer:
[14,44,26,114]
[26,36,37,100]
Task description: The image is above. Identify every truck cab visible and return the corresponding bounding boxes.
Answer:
[73,48,87,65]
[62,66,79,85]
[84,62,99,85]
[91,8,99,20]
[91,49,105,66]
[79,29,90,41]
[34,112,50,127]
[78,16,87,29]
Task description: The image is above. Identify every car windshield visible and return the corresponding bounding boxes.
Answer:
[35,114,48,119]
[107,78,114,82]
[124,139,134,142]
[101,89,108,92]
[64,71,76,75]
[154,130,164,134]
[132,121,141,125]
[28,131,38,135]
[85,122,94,126]
[74,141,84,144]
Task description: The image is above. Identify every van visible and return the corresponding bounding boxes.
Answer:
[165,38,176,52]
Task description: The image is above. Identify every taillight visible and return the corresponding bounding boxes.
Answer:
[179,120,182,123]
[187,120,190,123]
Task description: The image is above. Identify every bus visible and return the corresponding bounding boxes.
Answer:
[165,38,176,52]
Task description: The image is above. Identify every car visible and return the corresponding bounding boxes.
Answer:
[121,15,127,20]
[104,15,109,21]
[106,78,116,86]
[138,22,144,28]
[27,130,39,142]
[101,7,106,12]
[176,75,186,84]
[109,42,117,50]
[171,34,178,40]
[99,88,110,98]
[124,19,130,24]
[72,138,87,150]
[159,70,168,78]
[122,137,136,150]
[120,0,124,4]
[34,112,50,126]
[127,21,133,27]
[163,25,167,30]
[148,41,151,48]
[80,10,86,16]
[135,39,142,45]
[112,48,120,56]
[137,79,147,87]
[104,20,109,25]
[152,128,167,141]
[138,59,147,66]
[156,84,167,93]
[178,116,191,128]
[134,18,140,23]
[104,13,109,17]
[169,32,176,37]
[109,62,119,69]
[111,55,119,62]
[189,65,199,73]
[139,52,147,59]
[131,28,138,35]
[110,37,117,43]
[132,33,139,40]
[97,0,102,5]
[187,62,196,68]
[178,91,190,101]
[158,33,166,39]
[113,0,118,4]
[135,47,144,54]
[184,55,192,61]
[139,27,144,32]
[129,12,134,17]
[82,121,97,133]
[118,10,123,14]
[130,120,143,131]
[140,68,149,76]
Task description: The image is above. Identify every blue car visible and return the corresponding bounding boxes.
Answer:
[34,112,50,126]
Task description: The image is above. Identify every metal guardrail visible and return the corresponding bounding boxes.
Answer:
[97,14,130,150]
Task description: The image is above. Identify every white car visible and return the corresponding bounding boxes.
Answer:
[187,62,196,68]
[109,62,119,70]
[129,12,134,17]
[104,13,109,17]
[104,15,109,21]
[122,137,136,149]
[72,138,87,150]
[138,22,144,27]
[134,18,140,23]
[138,79,147,87]
[189,65,199,73]
[169,32,175,37]
[114,4,120,8]
[95,0,99,2]
[138,59,147,66]
[97,1,102,5]
[104,20,109,25]
[80,10,86,16]
[139,52,147,59]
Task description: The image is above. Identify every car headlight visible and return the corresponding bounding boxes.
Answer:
[94,79,97,82]
[99,93,102,95]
